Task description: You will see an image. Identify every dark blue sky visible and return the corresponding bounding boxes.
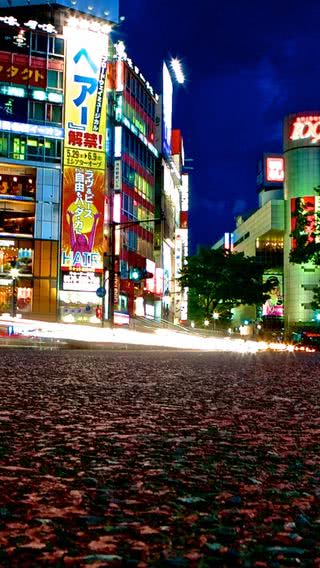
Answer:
[120,0,320,252]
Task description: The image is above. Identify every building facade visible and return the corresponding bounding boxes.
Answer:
[283,113,320,331]
[0,2,189,325]
[213,113,320,333]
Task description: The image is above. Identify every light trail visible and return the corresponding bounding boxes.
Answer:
[0,314,295,353]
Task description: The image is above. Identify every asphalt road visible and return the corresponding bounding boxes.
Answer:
[0,349,320,567]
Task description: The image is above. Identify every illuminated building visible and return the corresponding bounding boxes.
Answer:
[214,112,320,334]
[111,41,160,321]
[0,1,190,325]
[213,153,285,330]
[283,113,320,332]
[154,63,189,324]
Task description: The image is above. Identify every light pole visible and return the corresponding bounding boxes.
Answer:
[107,216,163,327]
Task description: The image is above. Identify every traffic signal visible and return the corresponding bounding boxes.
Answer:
[129,267,154,282]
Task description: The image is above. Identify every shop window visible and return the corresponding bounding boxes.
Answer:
[0,212,34,236]
[0,173,35,199]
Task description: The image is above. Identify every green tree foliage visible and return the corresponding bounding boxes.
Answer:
[178,247,266,321]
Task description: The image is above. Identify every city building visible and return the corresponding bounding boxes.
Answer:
[283,112,320,332]
[154,63,189,325]
[0,1,189,325]
[213,113,320,334]
[110,40,160,323]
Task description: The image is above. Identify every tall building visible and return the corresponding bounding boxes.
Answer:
[154,63,189,324]
[110,41,160,323]
[283,112,320,331]
[213,112,320,334]
[0,1,190,325]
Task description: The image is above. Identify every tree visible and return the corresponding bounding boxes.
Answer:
[178,247,266,322]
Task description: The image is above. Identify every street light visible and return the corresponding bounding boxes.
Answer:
[10,260,19,318]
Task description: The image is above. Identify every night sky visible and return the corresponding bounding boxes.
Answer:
[119,0,320,252]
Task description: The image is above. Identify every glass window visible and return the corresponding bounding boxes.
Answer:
[31,32,48,53]
[48,36,64,56]
[47,70,63,90]
[29,101,45,121]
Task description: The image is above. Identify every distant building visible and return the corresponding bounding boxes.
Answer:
[213,113,320,333]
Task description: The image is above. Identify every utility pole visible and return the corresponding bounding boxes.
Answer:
[107,216,163,327]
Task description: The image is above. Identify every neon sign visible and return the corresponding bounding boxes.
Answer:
[0,119,63,138]
[0,16,57,33]
[266,157,284,182]
[290,116,320,144]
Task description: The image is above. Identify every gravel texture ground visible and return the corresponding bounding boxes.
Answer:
[0,348,320,567]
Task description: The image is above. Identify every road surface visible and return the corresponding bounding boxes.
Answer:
[0,349,319,566]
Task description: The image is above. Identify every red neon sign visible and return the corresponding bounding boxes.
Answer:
[289,116,320,144]
[266,157,284,182]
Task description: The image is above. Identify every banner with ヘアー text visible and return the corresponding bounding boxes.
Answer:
[63,28,109,169]
[61,28,109,272]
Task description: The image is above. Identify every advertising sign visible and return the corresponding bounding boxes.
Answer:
[62,271,100,292]
[266,156,284,182]
[285,113,320,151]
[262,274,284,317]
[162,62,173,157]
[0,94,28,122]
[0,52,46,88]
[61,28,109,272]
[290,196,320,250]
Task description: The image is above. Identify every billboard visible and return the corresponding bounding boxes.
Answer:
[0,1,119,23]
[162,62,173,157]
[0,52,46,89]
[284,113,320,151]
[256,154,284,189]
[61,28,109,272]
[262,274,284,317]
[266,156,284,182]
[290,196,320,250]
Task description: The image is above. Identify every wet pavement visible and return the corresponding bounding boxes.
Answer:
[0,348,319,567]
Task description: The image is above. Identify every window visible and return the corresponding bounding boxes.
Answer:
[46,104,62,124]
[29,101,45,121]
[47,70,63,90]
[31,32,48,53]
[48,36,64,56]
